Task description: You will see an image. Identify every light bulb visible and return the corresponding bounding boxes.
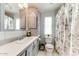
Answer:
[18,3,28,9]
[18,4,23,9]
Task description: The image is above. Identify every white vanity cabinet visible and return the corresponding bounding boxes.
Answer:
[34,39,39,55]
[33,38,39,56]
[17,38,39,56]
[27,38,39,56]
[32,39,38,56]
[27,43,33,56]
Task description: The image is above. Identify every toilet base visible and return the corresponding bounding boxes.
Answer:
[45,44,54,56]
[46,52,53,56]
[45,49,53,56]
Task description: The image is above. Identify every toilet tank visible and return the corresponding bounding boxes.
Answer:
[45,38,52,44]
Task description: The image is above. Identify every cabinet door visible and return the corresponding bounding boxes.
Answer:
[36,39,39,55]
[28,14,36,29]
[27,39,39,56]
[32,42,35,56]
[32,39,39,56]
[35,39,39,55]
[28,8,37,29]
[27,44,33,56]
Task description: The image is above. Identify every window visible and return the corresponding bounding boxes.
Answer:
[44,17,52,35]
[15,18,20,30]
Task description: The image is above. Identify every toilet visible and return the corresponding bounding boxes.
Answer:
[45,37,54,56]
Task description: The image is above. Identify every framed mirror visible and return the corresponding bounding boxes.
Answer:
[0,3,27,31]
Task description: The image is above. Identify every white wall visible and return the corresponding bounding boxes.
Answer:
[40,10,57,43]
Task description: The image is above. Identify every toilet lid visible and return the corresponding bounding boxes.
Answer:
[45,44,53,48]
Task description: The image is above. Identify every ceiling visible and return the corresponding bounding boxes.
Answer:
[28,3,63,13]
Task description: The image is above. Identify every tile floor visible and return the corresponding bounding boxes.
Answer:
[38,50,59,56]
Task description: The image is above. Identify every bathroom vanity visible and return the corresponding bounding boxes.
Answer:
[0,35,40,56]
